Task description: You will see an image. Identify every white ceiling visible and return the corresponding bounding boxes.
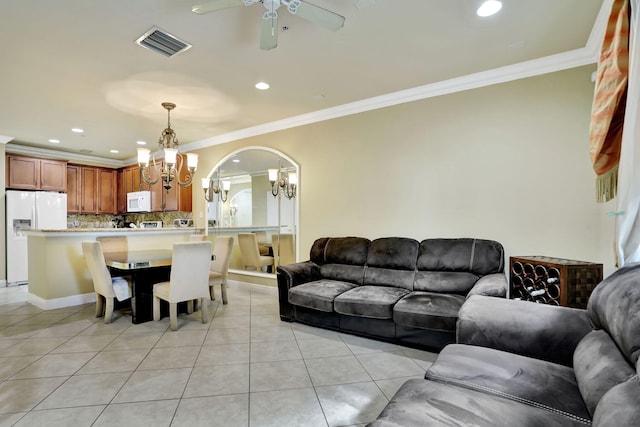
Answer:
[0,0,606,167]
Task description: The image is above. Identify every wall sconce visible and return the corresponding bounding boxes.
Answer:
[137,102,198,190]
[268,168,297,199]
[202,174,230,202]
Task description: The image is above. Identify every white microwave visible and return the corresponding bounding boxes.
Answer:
[127,191,151,212]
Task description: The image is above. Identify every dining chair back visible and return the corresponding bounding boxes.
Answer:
[253,230,270,255]
[272,233,295,267]
[153,241,212,330]
[82,240,131,323]
[96,236,128,253]
[238,233,274,272]
[209,236,234,304]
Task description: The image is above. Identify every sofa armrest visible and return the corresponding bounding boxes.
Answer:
[457,295,593,367]
[276,261,321,321]
[466,273,507,298]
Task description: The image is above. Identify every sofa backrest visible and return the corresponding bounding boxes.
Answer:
[363,237,419,290]
[311,237,371,285]
[573,263,640,418]
[414,238,504,294]
[587,263,640,366]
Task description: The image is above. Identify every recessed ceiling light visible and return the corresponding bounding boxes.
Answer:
[477,0,502,17]
[110,149,119,153]
[232,159,240,163]
[48,139,60,144]
[136,140,147,145]
[255,82,270,90]
[71,128,84,133]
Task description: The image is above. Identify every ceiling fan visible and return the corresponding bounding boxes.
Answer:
[192,0,345,50]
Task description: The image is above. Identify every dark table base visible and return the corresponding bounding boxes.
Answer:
[110,266,188,324]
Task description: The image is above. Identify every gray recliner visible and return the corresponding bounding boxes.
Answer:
[368,263,640,426]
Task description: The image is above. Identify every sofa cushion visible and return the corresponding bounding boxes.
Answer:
[363,238,418,290]
[334,286,409,319]
[320,264,367,285]
[593,376,640,427]
[417,238,504,276]
[425,344,591,424]
[587,263,640,365]
[367,378,590,427]
[325,237,371,265]
[393,292,465,331]
[413,271,478,294]
[288,280,357,313]
[573,330,637,416]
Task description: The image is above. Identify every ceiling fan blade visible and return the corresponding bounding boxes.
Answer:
[192,0,245,15]
[292,1,345,32]
[260,13,278,50]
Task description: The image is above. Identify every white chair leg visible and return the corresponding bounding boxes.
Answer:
[200,298,209,324]
[95,294,104,318]
[153,295,161,321]
[169,303,178,331]
[209,285,216,301]
[104,297,114,324]
[187,300,194,314]
[221,282,228,305]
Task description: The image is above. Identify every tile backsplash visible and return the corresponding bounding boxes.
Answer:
[67,212,192,229]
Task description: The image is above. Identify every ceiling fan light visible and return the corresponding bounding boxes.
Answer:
[477,0,502,17]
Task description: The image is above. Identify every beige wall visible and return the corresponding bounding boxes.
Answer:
[193,65,616,275]
[0,143,5,282]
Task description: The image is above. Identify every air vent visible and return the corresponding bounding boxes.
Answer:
[135,26,192,58]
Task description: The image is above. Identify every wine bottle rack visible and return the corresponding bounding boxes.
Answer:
[509,256,603,309]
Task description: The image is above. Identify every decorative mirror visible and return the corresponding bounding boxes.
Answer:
[203,147,299,277]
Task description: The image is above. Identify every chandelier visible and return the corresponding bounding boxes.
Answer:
[268,168,297,199]
[202,170,231,202]
[137,102,198,190]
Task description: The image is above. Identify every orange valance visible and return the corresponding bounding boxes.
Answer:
[589,0,630,202]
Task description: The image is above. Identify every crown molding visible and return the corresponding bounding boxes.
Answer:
[0,135,15,145]
[6,144,125,168]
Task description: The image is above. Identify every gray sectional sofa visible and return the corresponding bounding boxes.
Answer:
[368,263,640,427]
[277,236,507,350]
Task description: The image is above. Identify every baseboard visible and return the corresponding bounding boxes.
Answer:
[28,292,97,310]
[227,279,277,291]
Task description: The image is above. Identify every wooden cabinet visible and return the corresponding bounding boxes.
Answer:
[6,155,67,191]
[67,165,81,213]
[118,165,150,213]
[509,256,603,309]
[120,157,192,213]
[67,164,118,214]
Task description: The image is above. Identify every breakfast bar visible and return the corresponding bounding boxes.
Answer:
[25,228,205,310]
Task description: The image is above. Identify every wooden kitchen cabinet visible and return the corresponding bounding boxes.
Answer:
[118,165,149,213]
[66,165,81,213]
[6,155,67,191]
[67,164,118,214]
[122,156,191,213]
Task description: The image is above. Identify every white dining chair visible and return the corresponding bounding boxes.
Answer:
[253,230,270,256]
[238,233,274,272]
[209,236,234,304]
[82,240,132,323]
[272,233,295,267]
[152,241,212,331]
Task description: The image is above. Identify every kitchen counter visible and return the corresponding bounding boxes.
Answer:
[32,227,204,235]
[25,227,206,310]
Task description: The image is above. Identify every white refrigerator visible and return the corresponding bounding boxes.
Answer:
[6,190,67,285]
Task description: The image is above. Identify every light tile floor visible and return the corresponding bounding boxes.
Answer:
[0,283,437,427]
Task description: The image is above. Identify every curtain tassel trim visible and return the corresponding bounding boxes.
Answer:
[595,164,619,203]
